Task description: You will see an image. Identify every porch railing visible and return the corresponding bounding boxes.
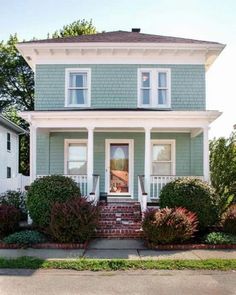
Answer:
[138,175,147,213]
[150,175,204,199]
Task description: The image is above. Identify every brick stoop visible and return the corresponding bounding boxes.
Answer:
[95,202,143,238]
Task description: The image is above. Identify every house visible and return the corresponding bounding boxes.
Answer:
[0,114,29,193]
[17,29,224,222]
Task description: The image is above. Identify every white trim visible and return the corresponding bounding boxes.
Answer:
[151,139,176,175]
[105,139,134,197]
[138,68,171,108]
[203,127,209,181]
[65,68,91,108]
[64,139,88,175]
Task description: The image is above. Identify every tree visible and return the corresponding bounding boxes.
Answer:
[50,19,96,38]
[0,19,97,175]
[210,132,236,211]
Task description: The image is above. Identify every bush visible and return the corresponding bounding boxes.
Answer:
[3,230,46,246]
[0,190,27,220]
[27,175,81,228]
[142,207,198,245]
[204,232,236,245]
[50,197,99,243]
[0,205,20,238]
[221,204,236,235]
[159,177,219,230]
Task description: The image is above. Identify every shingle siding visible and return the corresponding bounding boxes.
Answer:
[35,64,205,111]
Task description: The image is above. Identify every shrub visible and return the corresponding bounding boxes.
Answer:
[27,175,81,228]
[50,197,99,243]
[142,207,198,245]
[221,204,236,235]
[3,230,46,246]
[0,205,20,238]
[0,190,27,220]
[159,177,219,230]
[204,232,236,245]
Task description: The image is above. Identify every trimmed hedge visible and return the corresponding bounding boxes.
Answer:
[27,175,81,228]
[159,177,219,230]
[3,230,46,246]
[142,207,198,245]
[0,205,20,238]
[222,204,236,235]
[50,197,99,243]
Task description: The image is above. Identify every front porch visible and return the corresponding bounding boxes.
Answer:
[23,110,219,211]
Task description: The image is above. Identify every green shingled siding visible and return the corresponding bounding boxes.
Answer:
[36,131,203,199]
[35,64,205,111]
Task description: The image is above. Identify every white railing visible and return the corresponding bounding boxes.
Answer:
[150,175,204,199]
[37,175,88,197]
[0,174,30,194]
[88,175,100,204]
[138,175,148,213]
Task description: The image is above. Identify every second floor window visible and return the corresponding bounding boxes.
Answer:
[65,69,91,107]
[7,132,11,151]
[138,68,171,108]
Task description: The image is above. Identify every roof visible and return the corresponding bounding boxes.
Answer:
[0,114,26,134]
[19,30,223,45]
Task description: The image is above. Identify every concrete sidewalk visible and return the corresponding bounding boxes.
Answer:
[0,239,236,260]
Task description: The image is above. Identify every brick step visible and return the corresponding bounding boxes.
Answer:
[99,208,141,214]
[99,212,141,218]
[95,228,143,238]
[98,220,141,225]
[97,223,142,229]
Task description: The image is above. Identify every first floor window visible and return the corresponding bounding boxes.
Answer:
[66,69,90,107]
[151,140,175,175]
[7,167,11,178]
[66,142,87,175]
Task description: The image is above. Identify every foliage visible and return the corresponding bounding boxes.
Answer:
[159,177,219,230]
[3,230,46,246]
[0,190,27,220]
[50,197,99,243]
[0,204,20,238]
[221,204,236,235]
[210,133,236,211]
[204,232,236,245]
[27,175,81,229]
[51,19,96,38]
[142,207,198,245]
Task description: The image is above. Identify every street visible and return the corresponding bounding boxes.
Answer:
[0,269,236,295]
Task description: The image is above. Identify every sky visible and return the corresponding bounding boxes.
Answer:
[0,0,235,138]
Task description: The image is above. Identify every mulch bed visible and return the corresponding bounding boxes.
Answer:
[0,241,88,250]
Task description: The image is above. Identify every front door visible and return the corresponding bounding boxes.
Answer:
[105,140,133,196]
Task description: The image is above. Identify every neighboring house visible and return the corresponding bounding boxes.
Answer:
[0,114,29,193]
[17,29,225,212]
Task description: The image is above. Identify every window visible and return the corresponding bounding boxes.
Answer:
[65,69,91,107]
[7,167,11,178]
[151,140,175,175]
[7,132,11,151]
[138,68,171,108]
[65,140,87,175]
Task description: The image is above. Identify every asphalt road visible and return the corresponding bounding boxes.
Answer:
[0,269,236,295]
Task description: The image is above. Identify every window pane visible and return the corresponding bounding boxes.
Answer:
[152,162,171,175]
[141,72,150,87]
[68,89,87,105]
[158,72,167,87]
[153,144,171,161]
[141,89,150,105]
[68,144,87,161]
[68,161,87,175]
[158,89,167,105]
[69,73,87,87]
[7,167,11,178]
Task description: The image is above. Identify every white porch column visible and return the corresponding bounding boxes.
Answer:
[144,127,151,198]
[87,127,94,195]
[30,125,37,183]
[203,126,210,182]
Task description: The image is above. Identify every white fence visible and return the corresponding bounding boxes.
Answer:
[0,174,30,194]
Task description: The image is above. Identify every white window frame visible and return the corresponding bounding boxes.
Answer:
[64,139,88,175]
[151,139,176,175]
[65,68,91,107]
[138,68,171,108]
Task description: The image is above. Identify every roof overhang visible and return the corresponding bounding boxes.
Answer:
[0,115,26,134]
[16,42,225,71]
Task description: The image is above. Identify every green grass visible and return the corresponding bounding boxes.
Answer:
[0,257,236,271]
